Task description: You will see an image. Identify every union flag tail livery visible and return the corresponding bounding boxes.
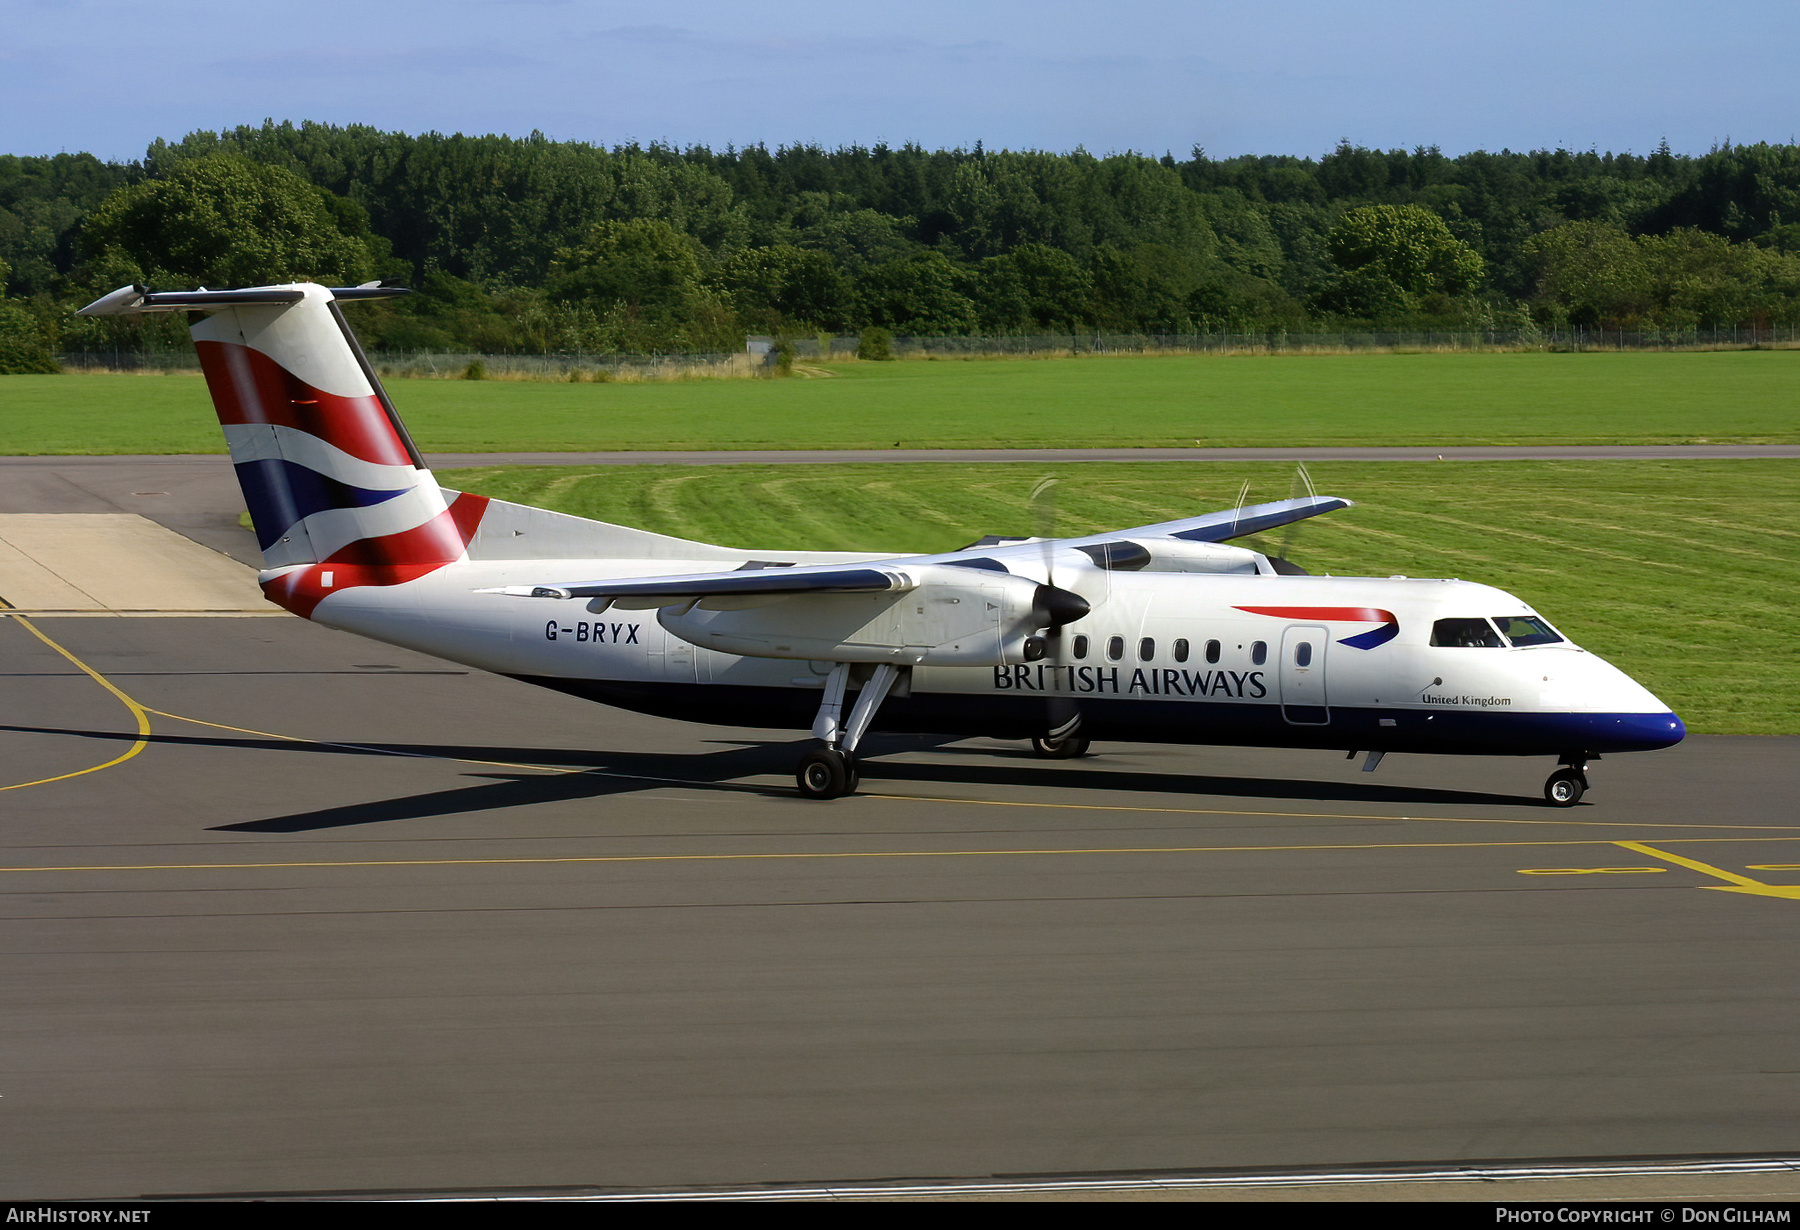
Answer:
[192,286,471,567]
[83,282,489,617]
[80,281,1683,807]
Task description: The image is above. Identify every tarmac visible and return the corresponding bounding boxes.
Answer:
[1,452,1797,1202]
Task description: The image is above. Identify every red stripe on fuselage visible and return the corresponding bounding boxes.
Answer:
[1234,605,1396,624]
[196,339,413,466]
[260,493,491,619]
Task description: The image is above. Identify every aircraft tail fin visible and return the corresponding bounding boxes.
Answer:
[79,283,485,575]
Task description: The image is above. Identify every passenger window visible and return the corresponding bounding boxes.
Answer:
[1251,641,1267,666]
[1295,642,1313,667]
[1073,634,1089,659]
[1173,638,1189,662]
[1107,636,1124,661]
[1138,637,1155,661]
[1431,617,1505,648]
[1205,639,1221,664]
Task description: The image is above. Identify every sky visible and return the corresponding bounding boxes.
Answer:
[5,0,1797,163]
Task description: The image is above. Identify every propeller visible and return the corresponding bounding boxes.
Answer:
[1229,477,1252,539]
[1031,475,1063,628]
[1028,477,1088,748]
[1268,462,1317,575]
[1235,464,1316,575]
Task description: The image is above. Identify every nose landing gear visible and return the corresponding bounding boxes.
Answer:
[1544,754,1594,807]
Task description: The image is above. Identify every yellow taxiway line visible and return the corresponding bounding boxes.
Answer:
[4,612,1797,906]
[861,790,1800,832]
[5,835,1800,878]
[0,605,152,792]
[1615,839,1800,900]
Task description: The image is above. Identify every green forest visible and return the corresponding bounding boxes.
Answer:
[5,121,1800,370]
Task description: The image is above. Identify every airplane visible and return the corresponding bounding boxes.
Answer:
[78,281,1685,807]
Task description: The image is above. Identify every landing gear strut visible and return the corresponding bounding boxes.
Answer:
[796,663,899,799]
[1543,754,1594,807]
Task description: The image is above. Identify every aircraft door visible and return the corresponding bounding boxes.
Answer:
[1279,625,1329,725]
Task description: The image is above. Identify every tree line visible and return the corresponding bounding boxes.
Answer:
[4,122,1800,369]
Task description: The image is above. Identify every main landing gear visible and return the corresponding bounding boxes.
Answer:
[1030,694,1088,760]
[796,663,901,799]
[1543,754,1595,807]
[797,746,858,798]
[1031,734,1091,759]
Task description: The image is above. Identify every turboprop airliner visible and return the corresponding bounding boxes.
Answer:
[79,281,1684,805]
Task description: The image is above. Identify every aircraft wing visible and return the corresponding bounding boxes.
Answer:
[481,494,1352,602]
[481,562,916,604]
[1077,495,1352,546]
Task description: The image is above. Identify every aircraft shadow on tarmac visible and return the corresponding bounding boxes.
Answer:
[4,723,1535,832]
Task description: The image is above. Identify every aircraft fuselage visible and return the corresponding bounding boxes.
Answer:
[298,559,1684,761]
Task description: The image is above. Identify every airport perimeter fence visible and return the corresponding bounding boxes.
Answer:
[369,350,757,380]
[823,323,1800,357]
[56,323,1800,374]
[52,347,753,378]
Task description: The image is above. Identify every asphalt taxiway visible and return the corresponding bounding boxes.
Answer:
[3,611,1798,1199]
[3,452,1799,1200]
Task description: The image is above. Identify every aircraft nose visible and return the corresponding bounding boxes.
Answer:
[1623,710,1685,750]
[1573,653,1685,750]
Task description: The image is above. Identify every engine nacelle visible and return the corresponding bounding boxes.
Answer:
[1069,537,1268,574]
[1138,538,1270,574]
[659,569,1057,665]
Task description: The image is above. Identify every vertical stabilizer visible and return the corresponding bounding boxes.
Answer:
[189,284,461,567]
[79,283,489,618]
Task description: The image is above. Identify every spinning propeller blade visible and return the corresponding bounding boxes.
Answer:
[1270,462,1317,575]
[1030,476,1085,744]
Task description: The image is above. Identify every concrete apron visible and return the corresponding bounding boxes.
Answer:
[0,514,276,616]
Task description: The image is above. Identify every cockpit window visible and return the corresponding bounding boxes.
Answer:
[1431,617,1506,648]
[1492,615,1564,647]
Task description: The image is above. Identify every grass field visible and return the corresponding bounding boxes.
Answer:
[441,459,1800,736]
[4,349,1797,453]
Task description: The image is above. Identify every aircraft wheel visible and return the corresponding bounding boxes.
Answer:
[1544,768,1586,807]
[797,748,854,799]
[1031,734,1091,759]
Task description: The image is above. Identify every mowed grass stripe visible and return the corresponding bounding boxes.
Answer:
[7,350,1798,454]
[443,459,1800,735]
[1419,508,1717,579]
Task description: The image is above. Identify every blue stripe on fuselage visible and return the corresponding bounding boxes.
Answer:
[501,676,1686,757]
[1338,622,1400,650]
[1070,700,1687,755]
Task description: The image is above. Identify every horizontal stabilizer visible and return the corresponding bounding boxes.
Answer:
[77,283,408,316]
